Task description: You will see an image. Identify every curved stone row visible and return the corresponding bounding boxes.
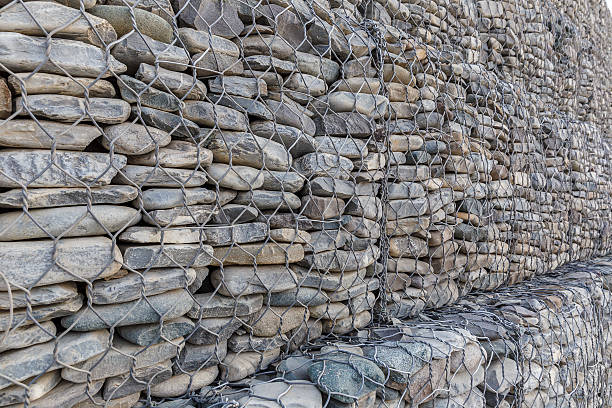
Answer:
[0,0,610,405]
[196,258,611,407]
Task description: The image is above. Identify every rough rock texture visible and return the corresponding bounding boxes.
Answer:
[0,0,610,406]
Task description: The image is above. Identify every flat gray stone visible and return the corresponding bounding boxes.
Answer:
[119,226,207,244]
[208,76,266,98]
[0,2,117,47]
[114,165,207,187]
[308,352,384,404]
[24,379,105,408]
[269,286,329,307]
[233,190,301,211]
[183,101,248,131]
[250,120,316,158]
[143,204,217,227]
[0,185,138,208]
[0,320,56,353]
[0,370,61,406]
[102,360,172,400]
[150,365,218,398]
[298,247,378,272]
[0,204,140,241]
[62,336,181,382]
[122,244,214,269]
[206,131,291,171]
[61,289,194,331]
[88,5,173,44]
[0,119,101,150]
[118,317,195,346]
[304,177,356,199]
[208,94,273,120]
[0,330,109,390]
[202,222,268,246]
[129,140,213,169]
[210,265,298,296]
[16,94,130,124]
[209,204,258,225]
[138,187,216,210]
[265,99,316,136]
[0,149,126,188]
[261,170,305,193]
[0,237,122,289]
[136,63,207,100]
[188,293,263,318]
[8,73,115,98]
[186,316,243,344]
[176,0,243,38]
[314,136,368,159]
[244,55,296,74]
[133,106,200,139]
[118,75,182,112]
[0,282,78,310]
[178,28,240,56]
[0,32,126,78]
[175,340,227,372]
[314,112,377,138]
[228,333,288,353]
[0,294,82,330]
[293,153,353,180]
[91,268,196,304]
[111,32,189,73]
[206,163,264,190]
[387,182,426,200]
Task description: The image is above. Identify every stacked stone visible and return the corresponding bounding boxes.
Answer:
[292,2,384,337]
[202,256,612,408]
[206,324,488,408]
[0,2,204,406]
[441,264,611,408]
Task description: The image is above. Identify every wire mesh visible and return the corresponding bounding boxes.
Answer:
[0,0,609,406]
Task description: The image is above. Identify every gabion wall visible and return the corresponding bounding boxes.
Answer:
[0,0,610,406]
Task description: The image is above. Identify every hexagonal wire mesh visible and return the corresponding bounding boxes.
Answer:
[0,0,610,406]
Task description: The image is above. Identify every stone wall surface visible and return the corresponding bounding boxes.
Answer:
[0,0,610,406]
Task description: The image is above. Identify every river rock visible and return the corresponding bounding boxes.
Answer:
[0,237,122,289]
[133,106,201,139]
[0,370,61,406]
[0,185,137,209]
[188,292,263,318]
[118,317,195,346]
[136,63,207,100]
[210,265,298,296]
[151,365,219,397]
[0,204,140,241]
[0,32,126,77]
[206,163,265,190]
[114,165,207,187]
[15,94,130,124]
[0,320,56,353]
[0,119,101,150]
[91,268,196,304]
[183,101,248,131]
[61,289,194,330]
[308,352,385,404]
[129,140,213,168]
[0,2,117,47]
[207,131,291,171]
[61,336,181,382]
[210,242,304,266]
[89,5,173,43]
[112,32,189,73]
[8,72,115,98]
[122,243,214,269]
[0,330,109,390]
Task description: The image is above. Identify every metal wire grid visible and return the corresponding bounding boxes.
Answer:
[0,0,609,406]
